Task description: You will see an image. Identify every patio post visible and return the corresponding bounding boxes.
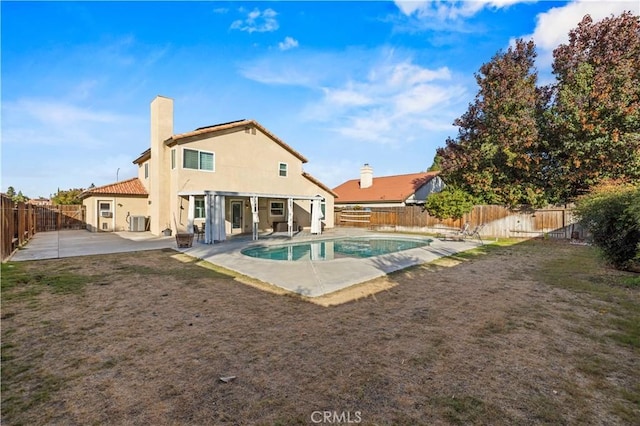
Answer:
[187,195,195,233]
[287,197,294,238]
[204,191,212,244]
[250,195,259,241]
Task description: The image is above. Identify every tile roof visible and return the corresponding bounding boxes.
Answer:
[80,178,148,198]
[333,171,439,204]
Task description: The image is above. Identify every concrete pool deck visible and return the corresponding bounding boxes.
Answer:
[182,228,483,297]
[9,228,483,299]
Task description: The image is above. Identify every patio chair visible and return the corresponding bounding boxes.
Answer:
[193,224,205,241]
[436,222,469,241]
[464,223,485,244]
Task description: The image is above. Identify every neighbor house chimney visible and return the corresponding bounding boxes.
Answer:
[149,95,174,235]
[360,163,373,189]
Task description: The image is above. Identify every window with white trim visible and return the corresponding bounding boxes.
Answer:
[269,201,284,217]
[144,163,149,179]
[183,148,214,171]
[171,149,176,169]
[278,162,288,177]
[194,196,205,218]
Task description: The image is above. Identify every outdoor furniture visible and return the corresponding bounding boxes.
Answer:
[193,224,205,241]
[436,223,469,241]
[175,233,194,248]
[466,224,486,244]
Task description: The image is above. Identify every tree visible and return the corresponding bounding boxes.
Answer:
[13,191,29,203]
[51,188,84,205]
[427,154,442,172]
[4,186,29,203]
[575,181,640,270]
[547,12,640,201]
[424,186,476,220]
[437,39,548,207]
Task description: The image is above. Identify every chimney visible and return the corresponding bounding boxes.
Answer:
[149,96,174,235]
[360,163,373,189]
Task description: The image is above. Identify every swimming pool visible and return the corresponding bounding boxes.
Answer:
[241,237,432,261]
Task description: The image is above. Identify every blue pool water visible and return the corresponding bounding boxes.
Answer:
[241,237,432,261]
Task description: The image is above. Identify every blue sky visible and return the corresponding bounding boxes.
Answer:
[2,1,638,198]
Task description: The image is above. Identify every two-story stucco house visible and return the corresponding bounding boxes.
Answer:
[82,96,336,242]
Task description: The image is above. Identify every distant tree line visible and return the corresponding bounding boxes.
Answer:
[433,12,640,208]
[3,185,94,205]
[4,186,30,203]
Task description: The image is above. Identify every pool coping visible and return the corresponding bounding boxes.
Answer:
[181,229,483,298]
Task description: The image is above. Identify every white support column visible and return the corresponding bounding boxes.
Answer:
[311,198,322,235]
[204,191,213,244]
[287,197,294,238]
[220,196,227,242]
[250,195,259,241]
[187,195,195,233]
[212,195,226,242]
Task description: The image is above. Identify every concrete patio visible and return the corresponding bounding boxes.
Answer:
[9,228,483,298]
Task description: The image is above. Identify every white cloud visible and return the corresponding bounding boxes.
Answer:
[306,54,467,145]
[240,47,468,146]
[393,0,530,20]
[519,0,639,68]
[278,36,299,51]
[2,98,142,148]
[238,51,354,86]
[230,8,279,33]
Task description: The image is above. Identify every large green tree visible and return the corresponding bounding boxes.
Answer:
[547,12,640,202]
[437,39,547,207]
[51,188,84,205]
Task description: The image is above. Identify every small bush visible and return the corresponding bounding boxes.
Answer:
[424,186,476,220]
[575,183,640,270]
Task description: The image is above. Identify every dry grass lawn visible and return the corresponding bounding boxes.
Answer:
[1,239,639,425]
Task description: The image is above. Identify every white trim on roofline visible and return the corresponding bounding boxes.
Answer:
[177,190,324,201]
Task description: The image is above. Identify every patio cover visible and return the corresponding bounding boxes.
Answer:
[179,190,325,244]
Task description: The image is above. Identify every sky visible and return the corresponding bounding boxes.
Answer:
[2,0,638,198]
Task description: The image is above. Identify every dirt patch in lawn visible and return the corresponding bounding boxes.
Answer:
[2,241,638,425]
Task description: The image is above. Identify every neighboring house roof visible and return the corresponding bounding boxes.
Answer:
[133,119,308,164]
[333,171,439,204]
[80,178,148,199]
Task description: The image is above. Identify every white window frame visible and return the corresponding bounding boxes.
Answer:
[144,163,149,179]
[194,196,205,219]
[278,162,288,177]
[183,148,215,172]
[171,149,176,170]
[269,201,285,217]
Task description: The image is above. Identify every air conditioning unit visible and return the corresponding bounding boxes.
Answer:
[100,211,113,218]
[129,216,147,232]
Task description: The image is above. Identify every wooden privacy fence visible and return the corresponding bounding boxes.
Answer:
[34,205,86,232]
[1,195,36,261]
[335,205,582,239]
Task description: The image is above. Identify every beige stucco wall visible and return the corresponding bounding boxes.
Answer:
[83,196,149,232]
[166,126,334,233]
[138,160,150,192]
[172,129,305,195]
